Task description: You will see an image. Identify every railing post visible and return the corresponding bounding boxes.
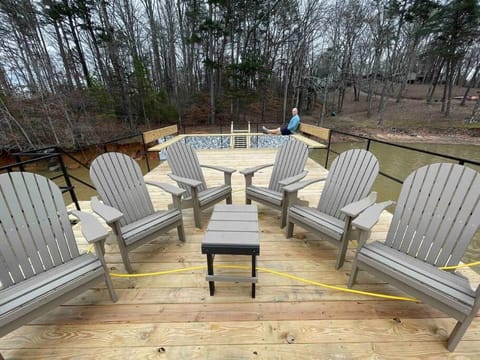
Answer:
[15,154,25,172]
[57,147,80,210]
[141,133,151,172]
[325,130,333,168]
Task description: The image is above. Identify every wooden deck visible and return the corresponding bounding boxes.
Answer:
[1,148,480,359]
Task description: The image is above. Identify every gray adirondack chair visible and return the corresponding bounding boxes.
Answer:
[166,141,236,228]
[240,139,310,228]
[285,149,379,269]
[348,163,480,352]
[90,152,186,273]
[0,172,117,350]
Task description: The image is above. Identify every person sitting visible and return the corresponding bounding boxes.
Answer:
[262,107,300,135]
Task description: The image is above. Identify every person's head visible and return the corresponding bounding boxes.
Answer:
[292,107,298,115]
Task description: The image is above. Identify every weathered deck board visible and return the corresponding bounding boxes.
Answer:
[1,148,479,359]
[4,342,480,360]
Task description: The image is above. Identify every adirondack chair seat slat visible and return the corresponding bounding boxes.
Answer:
[246,186,283,207]
[197,185,232,207]
[0,254,101,307]
[121,209,183,246]
[286,149,379,269]
[0,255,104,328]
[357,243,475,316]
[288,205,344,240]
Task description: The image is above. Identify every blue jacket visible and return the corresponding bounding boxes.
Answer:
[287,114,300,133]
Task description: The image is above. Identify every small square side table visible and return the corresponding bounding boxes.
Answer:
[201,204,259,298]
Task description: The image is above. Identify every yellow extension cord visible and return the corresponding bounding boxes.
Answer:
[109,264,418,302]
[86,244,479,303]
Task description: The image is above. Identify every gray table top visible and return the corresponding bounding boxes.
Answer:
[202,204,259,250]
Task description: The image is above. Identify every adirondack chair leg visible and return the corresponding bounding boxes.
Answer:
[286,220,294,238]
[0,352,4,360]
[104,274,118,302]
[348,230,369,288]
[116,238,134,274]
[177,222,186,242]
[448,316,476,351]
[189,187,202,228]
[335,239,347,269]
[193,204,202,228]
[111,223,134,273]
[348,261,360,288]
[335,218,353,270]
[93,242,118,302]
[280,197,289,228]
[226,175,232,204]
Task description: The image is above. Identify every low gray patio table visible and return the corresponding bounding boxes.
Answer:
[201,204,259,298]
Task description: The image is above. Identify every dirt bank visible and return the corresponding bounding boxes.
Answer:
[343,127,480,145]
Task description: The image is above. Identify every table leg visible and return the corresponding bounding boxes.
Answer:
[251,255,256,298]
[207,254,215,296]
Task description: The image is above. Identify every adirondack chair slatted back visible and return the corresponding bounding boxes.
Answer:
[386,163,480,267]
[0,172,79,288]
[167,141,207,197]
[90,152,155,226]
[268,139,309,193]
[318,149,379,220]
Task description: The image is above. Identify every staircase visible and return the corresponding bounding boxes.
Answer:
[230,121,251,149]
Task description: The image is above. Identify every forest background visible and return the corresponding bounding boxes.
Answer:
[0,0,479,152]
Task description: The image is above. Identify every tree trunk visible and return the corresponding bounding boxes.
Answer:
[143,0,163,90]
[98,1,133,127]
[63,0,91,88]
[0,97,34,149]
[426,58,445,103]
[445,60,456,116]
[0,64,13,95]
[52,20,74,90]
[461,63,480,106]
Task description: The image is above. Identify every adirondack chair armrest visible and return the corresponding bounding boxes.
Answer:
[168,173,203,188]
[200,164,236,185]
[351,200,395,231]
[341,192,377,218]
[90,196,124,224]
[145,180,186,197]
[283,177,327,193]
[69,209,109,243]
[200,164,236,174]
[278,170,308,186]
[239,163,274,176]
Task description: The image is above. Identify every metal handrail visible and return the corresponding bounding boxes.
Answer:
[326,129,480,185]
[2,146,81,210]
[1,126,478,210]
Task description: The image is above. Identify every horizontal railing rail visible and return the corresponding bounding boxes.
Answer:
[326,129,480,185]
[2,146,81,210]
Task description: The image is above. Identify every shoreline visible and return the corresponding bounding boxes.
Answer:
[339,128,480,145]
[373,133,480,145]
